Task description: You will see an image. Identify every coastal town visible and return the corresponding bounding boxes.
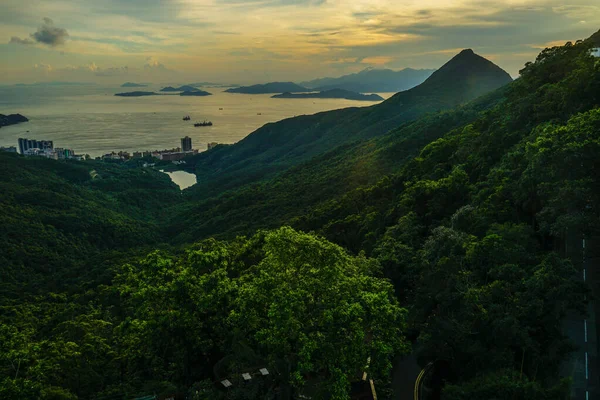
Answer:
[0,135,221,163]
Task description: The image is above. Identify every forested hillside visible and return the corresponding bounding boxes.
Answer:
[183,49,512,200]
[1,30,599,400]
[170,33,600,398]
[0,154,182,299]
[171,38,599,244]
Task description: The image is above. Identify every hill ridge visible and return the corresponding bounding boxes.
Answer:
[185,49,512,200]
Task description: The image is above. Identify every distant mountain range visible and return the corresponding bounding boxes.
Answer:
[301,68,435,93]
[121,82,148,88]
[224,68,434,97]
[225,82,311,94]
[183,49,513,201]
[272,89,383,101]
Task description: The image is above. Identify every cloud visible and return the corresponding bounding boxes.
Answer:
[352,11,381,19]
[529,39,575,49]
[229,50,253,56]
[31,17,69,46]
[10,17,69,47]
[552,5,600,19]
[34,63,53,72]
[212,30,240,35]
[95,66,129,76]
[361,56,395,65]
[87,62,99,72]
[216,0,326,6]
[62,63,129,76]
[3,0,599,83]
[144,56,168,71]
[9,36,34,45]
[323,57,362,68]
[415,9,432,17]
[51,58,172,79]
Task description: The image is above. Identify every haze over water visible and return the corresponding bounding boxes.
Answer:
[0,84,391,157]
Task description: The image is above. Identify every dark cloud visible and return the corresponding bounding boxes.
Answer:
[297,27,344,37]
[9,17,69,47]
[9,36,34,45]
[323,4,598,78]
[31,17,69,46]
[352,11,381,19]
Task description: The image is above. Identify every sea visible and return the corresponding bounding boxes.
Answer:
[0,84,392,157]
[162,170,197,190]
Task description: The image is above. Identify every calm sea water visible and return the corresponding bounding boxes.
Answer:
[162,170,197,190]
[0,84,391,156]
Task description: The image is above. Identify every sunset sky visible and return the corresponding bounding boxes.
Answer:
[1,0,599,84]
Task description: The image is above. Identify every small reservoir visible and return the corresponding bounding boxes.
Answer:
[163,170,197,190]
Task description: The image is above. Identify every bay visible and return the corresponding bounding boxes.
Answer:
[0,84,392,157]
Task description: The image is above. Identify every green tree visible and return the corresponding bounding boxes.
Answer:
[230,227,409,399]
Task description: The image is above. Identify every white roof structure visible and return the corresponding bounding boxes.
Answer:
[242,373,252,380]
[221,379,232,387]
[259,368,269,375]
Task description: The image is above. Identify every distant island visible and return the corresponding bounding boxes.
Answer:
[272,89,384,101]
[115,90,213,97]
[180,90,212,96]
[114,91,157,97]
[160,85,200,92]
[225,82,311,94]
[188,82,240,88]
[0,113,29,128]
[121,82,148,88]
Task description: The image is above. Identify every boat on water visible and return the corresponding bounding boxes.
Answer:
[183,115,191,120]
[194,120,213,127]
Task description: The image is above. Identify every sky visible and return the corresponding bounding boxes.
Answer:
[1,0,599,84]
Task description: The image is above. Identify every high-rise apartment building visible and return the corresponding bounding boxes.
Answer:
[18,138,54,154]
[181,136,192,152]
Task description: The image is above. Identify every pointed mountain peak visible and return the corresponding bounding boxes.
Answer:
[428,49,510,79]
[440,49,495,69]
[405,49,512,104]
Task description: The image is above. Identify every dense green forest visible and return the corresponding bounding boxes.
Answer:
[1,31,599,399]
